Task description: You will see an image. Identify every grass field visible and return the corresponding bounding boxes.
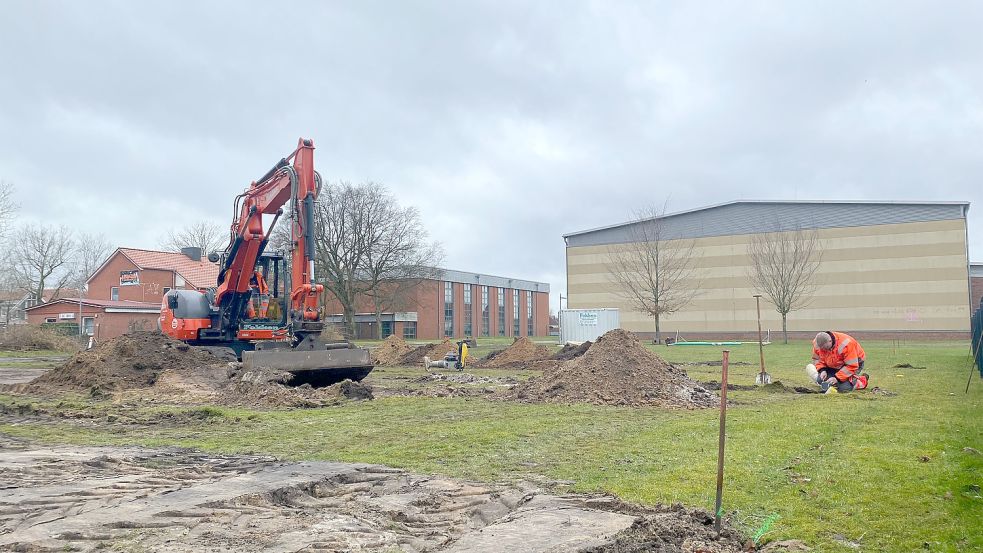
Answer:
[2,338,981,551]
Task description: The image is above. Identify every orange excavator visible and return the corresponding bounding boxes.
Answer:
[159,138,373,386]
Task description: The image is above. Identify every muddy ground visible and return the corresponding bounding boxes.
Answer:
[0,435,749,552]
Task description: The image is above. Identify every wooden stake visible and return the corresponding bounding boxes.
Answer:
[715,349,730,532]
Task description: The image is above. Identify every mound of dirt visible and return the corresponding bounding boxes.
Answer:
[15,332,374,408]
[552,340,592,361]
[398,339,457,366]
[372,334,414,366]
[26,332,223,393]
[510,329,717,408]
[582,502,747,552]
[478,337,553,367]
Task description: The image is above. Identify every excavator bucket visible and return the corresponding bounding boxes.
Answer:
[242,338,374,387]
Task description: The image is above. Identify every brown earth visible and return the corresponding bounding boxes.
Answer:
[552,340,592,361]
[371,334,414,366]
[7,332,373,408]
[510,329,718,408]
[399,338,458,366]
[478,337,553,368]
[581,502,748,553]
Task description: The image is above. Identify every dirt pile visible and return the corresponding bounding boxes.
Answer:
[14,332,373,408]
[372,334,414,366]
[582,502,747,552]
[510,329,717,408]
[26,332,222,393]
[552,340,592,361]
[399,339,457,366]
[478,337,553,367]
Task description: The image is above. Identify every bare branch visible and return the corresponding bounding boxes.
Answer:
[0,180,18,243]
[314,181,443,337]
[159,221,227,254]
[606,205,702,342]
[746,221,824,343]
[9,223,75,303]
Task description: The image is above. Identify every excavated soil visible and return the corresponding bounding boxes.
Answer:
[399,338,458,366]
[510,329,717,408]
[552,340,592,361]
[6,332,373,408]
[478,337,554,368]
[582,502,747,553]
[372,334,415,366]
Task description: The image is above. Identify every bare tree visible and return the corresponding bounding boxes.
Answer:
[70,233,114,296]
[747,222,824,344]
[313,181,443,337]
[159,221,226,254]
[10,223,75,304]
[0,180,17,244]
[606,205,702,343]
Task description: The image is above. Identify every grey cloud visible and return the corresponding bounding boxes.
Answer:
[1,1,981,313]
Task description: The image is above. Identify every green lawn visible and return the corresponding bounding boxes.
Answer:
[2,339,981,551]
[0,349,70,358]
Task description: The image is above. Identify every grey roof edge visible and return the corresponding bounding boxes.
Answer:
[438,268,550,293]
[563,199,971,239]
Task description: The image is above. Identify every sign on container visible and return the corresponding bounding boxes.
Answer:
[559,308,619,343]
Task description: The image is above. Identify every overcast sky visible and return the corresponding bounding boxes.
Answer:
[2,1,981,312]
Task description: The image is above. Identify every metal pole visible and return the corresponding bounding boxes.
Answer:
[754,295,765,381]
[714,349,729,532]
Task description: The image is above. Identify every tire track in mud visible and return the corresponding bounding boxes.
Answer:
[0,436,639,552]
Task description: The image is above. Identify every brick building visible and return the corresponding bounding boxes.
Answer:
[26,247,219,341]
[323,269,551,340]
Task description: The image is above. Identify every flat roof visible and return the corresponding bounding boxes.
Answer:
[564,199,970,247]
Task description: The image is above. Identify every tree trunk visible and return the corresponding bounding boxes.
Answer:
[782,313,788,345]
[340,299,357,339]
[374,302,383,339]
[655,313,661,344]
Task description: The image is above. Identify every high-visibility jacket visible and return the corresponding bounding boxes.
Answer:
[812,331,866,382]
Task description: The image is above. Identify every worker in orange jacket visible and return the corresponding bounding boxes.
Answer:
[806,331,869,393]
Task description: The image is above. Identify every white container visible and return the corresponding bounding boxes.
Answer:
[559,308,619,343]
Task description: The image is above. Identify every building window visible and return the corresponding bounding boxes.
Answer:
[513,289,520,337]
[162,287,171,295]
[381,321,393,338]
[527,293,534,337]
[463,285,472,337]
[403,321,417,339]
[497,287,506,336]
[82,317,95,336]
[110,287,119,301]
[443,282,454,338]
[45,317,57,323]
[481,286,490,337]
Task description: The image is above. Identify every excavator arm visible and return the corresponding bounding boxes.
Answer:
[214,138,323,339]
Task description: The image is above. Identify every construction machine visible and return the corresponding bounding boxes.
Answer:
[159,138,373,386]
[423,340,471,371]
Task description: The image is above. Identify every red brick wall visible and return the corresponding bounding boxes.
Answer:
[535,291,549,337]
[88,253,182,303]
[321,278,549,340]
[26,303,159,342]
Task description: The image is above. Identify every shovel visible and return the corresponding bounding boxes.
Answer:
[753,295,772,385]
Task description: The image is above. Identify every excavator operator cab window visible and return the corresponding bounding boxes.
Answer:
[167,294,178,310]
